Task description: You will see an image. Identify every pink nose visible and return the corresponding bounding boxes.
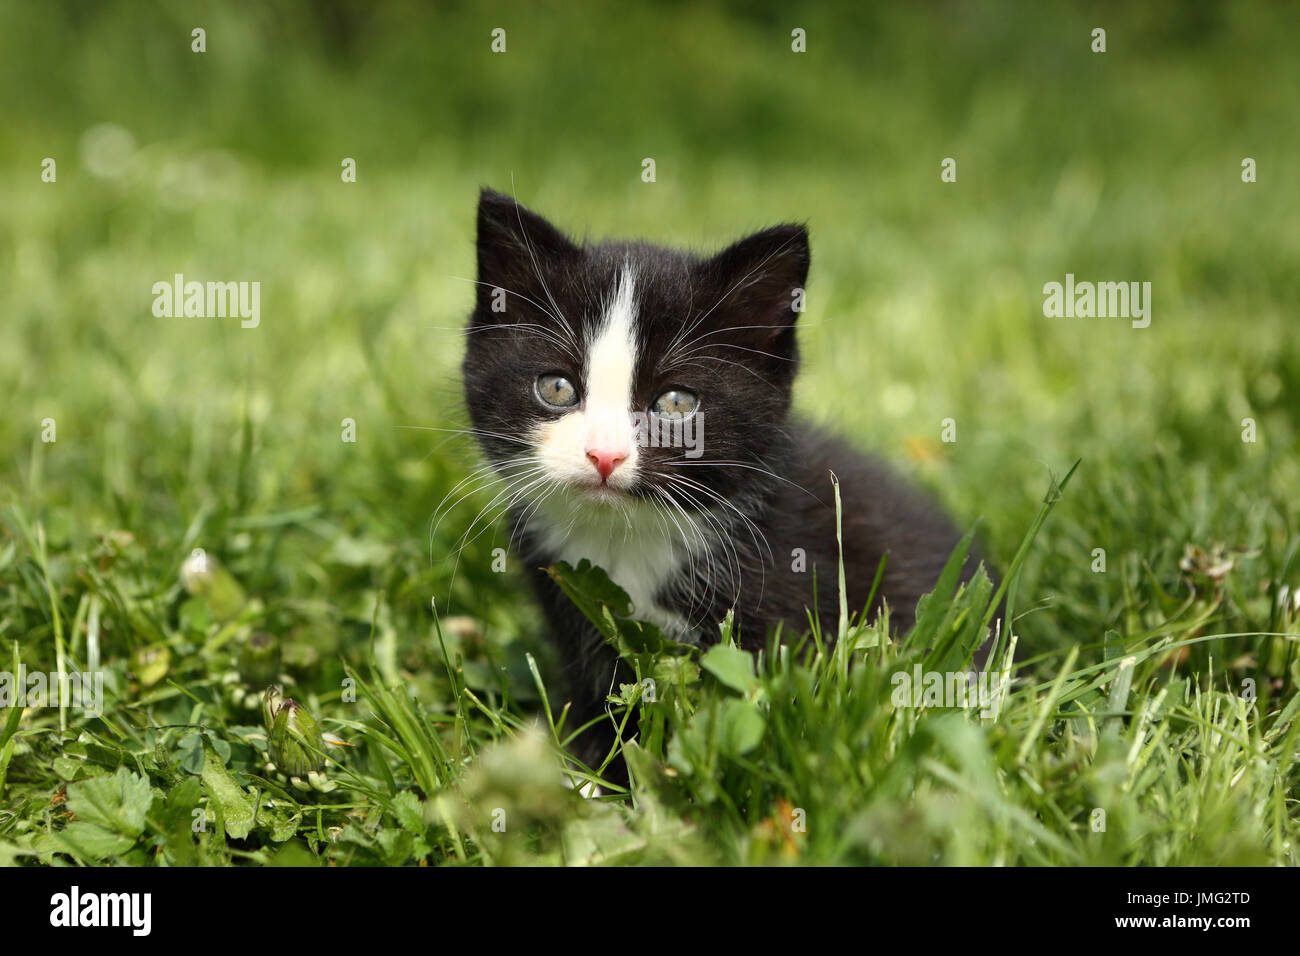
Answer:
[586,448,627,481]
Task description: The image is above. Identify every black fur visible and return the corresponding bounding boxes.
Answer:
[461,188,983,774]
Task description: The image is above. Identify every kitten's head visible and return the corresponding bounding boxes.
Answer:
[461,188,809,518]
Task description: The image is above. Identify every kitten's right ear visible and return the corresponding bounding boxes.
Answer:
[475,189,579,311]
[692,223,810,354]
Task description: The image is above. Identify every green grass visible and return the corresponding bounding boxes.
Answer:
[0,0,1297,865]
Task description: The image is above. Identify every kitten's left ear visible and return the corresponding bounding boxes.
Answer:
[696,224,810,336]
[474,188,580,313]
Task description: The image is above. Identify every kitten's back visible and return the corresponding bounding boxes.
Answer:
[738,421,984,642]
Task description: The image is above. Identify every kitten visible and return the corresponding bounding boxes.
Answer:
[460,188,984,772]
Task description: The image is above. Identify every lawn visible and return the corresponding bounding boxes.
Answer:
[0,0,1297,865]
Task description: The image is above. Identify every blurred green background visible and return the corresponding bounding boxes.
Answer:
[2,0,1297,689]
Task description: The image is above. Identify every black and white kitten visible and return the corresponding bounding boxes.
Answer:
[461,188,982,770]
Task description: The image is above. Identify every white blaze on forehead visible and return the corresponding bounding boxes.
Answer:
[584,266,639,442]
[531,264,640,490]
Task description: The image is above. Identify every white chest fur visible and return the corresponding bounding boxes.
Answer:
[531,501,700,642]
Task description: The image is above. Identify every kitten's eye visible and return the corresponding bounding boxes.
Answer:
[535,373,579,408]
[651,388,699,419]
